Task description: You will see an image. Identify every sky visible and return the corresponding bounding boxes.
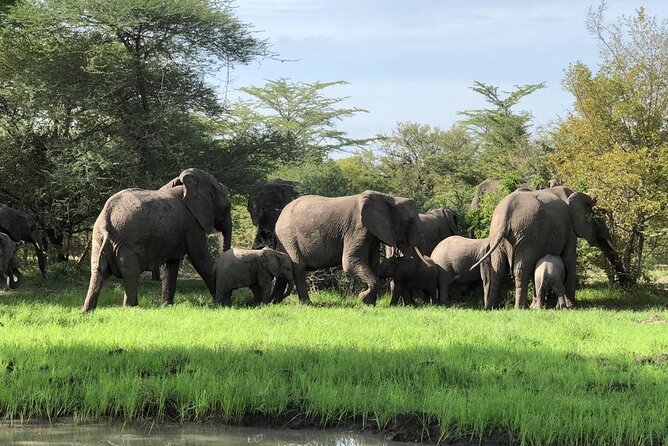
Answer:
[219,1,668,141]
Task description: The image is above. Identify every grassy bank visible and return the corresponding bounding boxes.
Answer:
[0,275,667,445]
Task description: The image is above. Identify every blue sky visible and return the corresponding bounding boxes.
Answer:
[220,1,668,140]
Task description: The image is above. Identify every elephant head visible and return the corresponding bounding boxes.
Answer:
[0,233,22,289]
[359,191,432,266]
[261,248,294,300]
[163,168,232,252]
[248,179,299,249]
[378,254,420,281]
[0,205,46,277]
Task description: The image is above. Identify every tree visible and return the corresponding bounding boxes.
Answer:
[552,3,668,282]
[232,79,369,161]
[459,81,548,179]
[0,0,269,260]
[375,122,481,212]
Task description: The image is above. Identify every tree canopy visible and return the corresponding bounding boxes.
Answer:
[552,3,668,281]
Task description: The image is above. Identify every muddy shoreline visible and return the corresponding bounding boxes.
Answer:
[2,413,513,445]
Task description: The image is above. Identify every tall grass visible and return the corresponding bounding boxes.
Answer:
[0,275,667,445]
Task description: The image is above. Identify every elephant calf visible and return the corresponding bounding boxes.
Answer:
[379,254,438,306]
[431,236,489,305]
[214,247,294,306]
[0,232,22,289]
[532,255,569,309]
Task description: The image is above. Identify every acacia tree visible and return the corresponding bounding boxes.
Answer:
[552,3,668,282]
[231,79,369,161]
[0,0,270,260]
[459,81,548,180]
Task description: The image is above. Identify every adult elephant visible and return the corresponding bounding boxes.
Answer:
[0,205,47,277]
[473,186,622,309]
[272,191,432,305]
[247,179,299,249]
[81,168,232,312]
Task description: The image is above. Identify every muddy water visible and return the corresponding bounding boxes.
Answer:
[0,422,408,445]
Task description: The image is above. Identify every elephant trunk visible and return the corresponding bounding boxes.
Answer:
[597,238,634,287]
[219,209,232,253]
[34,242,47,278]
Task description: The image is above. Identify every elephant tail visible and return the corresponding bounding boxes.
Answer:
[469,231,505,271]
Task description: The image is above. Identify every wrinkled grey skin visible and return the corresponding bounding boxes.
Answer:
[0,205,46,277]
[247,179,299,249]
[272,191,430,305]
[379,254,438,305]
[213,247,294,306]
[82,169,233,312]
[0,232,22,289]
[431,236,489,305]
[384,207,459,302]
[474,186,620,309]
[532,254,568,309]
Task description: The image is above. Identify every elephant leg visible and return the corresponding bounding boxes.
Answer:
[437,270,451,305]
[389,280,402,306]
[122,273,140,307]
[186,236,215,295]
[404,288,417,306]
[151,268,161,281]
[82,267,111,313]
[215,284,233,306]
[513,259,532,309]
[343,241,379,305]
[292,261,311,304]
[116,247,140,307]
[562,246,577,306]
[160,259,180,306]
[249,283,263,306]
[484,253,507,309]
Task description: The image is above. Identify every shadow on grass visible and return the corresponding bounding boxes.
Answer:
[0,341,666,445]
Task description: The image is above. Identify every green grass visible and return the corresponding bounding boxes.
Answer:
[1,272,667,445]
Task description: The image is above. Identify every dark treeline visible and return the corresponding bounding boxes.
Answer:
[0,0,666,282]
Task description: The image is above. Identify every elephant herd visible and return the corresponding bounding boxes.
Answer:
[71,167,625,312]
[0,205,47,289]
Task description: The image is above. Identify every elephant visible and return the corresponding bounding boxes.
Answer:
[472,186,622,309]
[271,191,432,305]
[384,207,459,302]
[0,205,47,277]
[0,232,22,289]
[247,179,299,249]
[532,254,568,309]
[378,254,438,306]
[81,168,232,312]
[469,176,560,210]
[213,247,294,306]
[431,236,489,305]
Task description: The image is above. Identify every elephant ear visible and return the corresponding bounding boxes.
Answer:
[261,248,281,277]
[180,170,215,233]
[567,192,598,245]
[360,192,396,248]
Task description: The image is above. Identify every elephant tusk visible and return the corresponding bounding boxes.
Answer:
[16,267,22,274]
[5,276,10,287]
[413,246,433,268]
[12,275,18,282]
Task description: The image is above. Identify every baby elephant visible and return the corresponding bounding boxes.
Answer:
[213,247,294,306]
[378,254,438,306]
[0,232,22,289]
[431,236,488,305]
[532,254,570,309]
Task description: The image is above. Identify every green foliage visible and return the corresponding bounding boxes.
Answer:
[274,160,353,197]
[232,79,370,161]
[553,3,668,281]
[460,81,548,180]
[0,0,269,259]
[374,122,481,212]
